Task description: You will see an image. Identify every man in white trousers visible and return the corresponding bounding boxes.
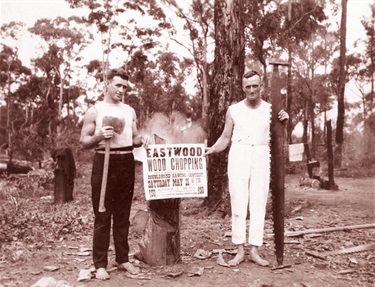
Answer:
[205,70,288,267]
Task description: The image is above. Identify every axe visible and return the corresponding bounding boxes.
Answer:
[98,116,125,213]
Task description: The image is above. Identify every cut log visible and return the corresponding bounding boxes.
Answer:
[135,199,181,266]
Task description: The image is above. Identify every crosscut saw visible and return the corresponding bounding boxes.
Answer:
[269,59,289,266]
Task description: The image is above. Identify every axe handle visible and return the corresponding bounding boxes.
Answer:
[98,140,110,212]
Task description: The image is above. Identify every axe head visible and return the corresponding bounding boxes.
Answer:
[102,116,125,135]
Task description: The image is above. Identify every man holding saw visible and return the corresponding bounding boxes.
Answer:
[205,70,288,267]
[80,68,151,280]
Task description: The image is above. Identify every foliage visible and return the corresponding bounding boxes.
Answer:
[126,50,194,126]
[0,0,374,213]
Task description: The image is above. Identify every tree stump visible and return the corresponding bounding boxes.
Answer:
[51,147,76,204]
[134,199,181,266]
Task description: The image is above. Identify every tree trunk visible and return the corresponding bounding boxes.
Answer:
[203,0,245,212]
[335,0,347,167]
[326,120,337,190]
[302,101,309,146]
[286,47,293,144]
[309,102,316,159]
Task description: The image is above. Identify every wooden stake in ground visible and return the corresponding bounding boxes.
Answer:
[269,60,289,266]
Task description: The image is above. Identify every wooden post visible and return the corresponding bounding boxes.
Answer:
[134,135,181,266]
[269,60,287,266]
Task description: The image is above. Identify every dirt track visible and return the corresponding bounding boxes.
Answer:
[1,172,374,287]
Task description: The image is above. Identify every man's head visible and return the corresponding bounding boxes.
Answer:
[105,68,129,103]
[242,70,262,105]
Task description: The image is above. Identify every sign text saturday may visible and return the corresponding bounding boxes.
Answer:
[143,144,208,200]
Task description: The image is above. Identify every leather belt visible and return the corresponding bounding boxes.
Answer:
[96,150,133,155]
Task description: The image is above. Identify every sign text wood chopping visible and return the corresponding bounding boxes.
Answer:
[143,144,208,200]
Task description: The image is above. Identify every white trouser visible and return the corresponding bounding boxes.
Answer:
[228,143,270,246]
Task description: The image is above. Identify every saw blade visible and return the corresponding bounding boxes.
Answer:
[322,243,375,256]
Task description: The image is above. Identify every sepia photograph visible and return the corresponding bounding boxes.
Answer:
[0,0,374,286]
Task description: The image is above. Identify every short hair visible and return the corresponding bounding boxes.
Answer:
[243,70,261,79]
[107,68,129,81]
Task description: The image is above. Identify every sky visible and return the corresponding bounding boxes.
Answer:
[0,0,373,98]
[1,0,373,41]
[1,0,373,61]
[1,0,85,26]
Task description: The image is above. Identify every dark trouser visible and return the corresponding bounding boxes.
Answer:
[91,152,135,269]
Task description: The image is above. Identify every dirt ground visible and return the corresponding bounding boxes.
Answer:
[0,163,374,287]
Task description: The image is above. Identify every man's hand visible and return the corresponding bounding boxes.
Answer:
[204,146,215,156]
[140,134,152,147]
[278,110,289,122]
[101,126,114,140]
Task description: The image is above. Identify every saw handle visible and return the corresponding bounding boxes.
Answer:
[98,140,110,213]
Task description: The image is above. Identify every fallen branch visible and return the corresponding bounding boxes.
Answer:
[286,223,375,237]
[304,250,326,260]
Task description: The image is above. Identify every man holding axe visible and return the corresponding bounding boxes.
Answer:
[80,68,151,280]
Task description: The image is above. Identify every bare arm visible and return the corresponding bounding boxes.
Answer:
[80,107,105,150]
[205,109,234,156]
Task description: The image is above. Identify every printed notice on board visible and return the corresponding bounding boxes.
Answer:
[143,144,208,200]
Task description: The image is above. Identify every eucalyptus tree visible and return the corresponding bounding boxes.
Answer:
[126,49,193,129]
[67,0,179,127]
[279,0,326,148]
[334,0,348,167]
[291,26,337,157]
[204,0,244,209]
[67,0,169,79]
[0,22,31,161]
[29,16,92,135]
[244,0,327,148]
[346,53,374,166]
[161,0,214,129]
[351,4,375,166]
[358,3,374,118]
[243,0,279,80]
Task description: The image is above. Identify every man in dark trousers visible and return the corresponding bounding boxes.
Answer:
[80,68,151,280]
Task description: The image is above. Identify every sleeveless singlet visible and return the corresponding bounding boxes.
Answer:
[94,102,133,149]
[229,100,271,145]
